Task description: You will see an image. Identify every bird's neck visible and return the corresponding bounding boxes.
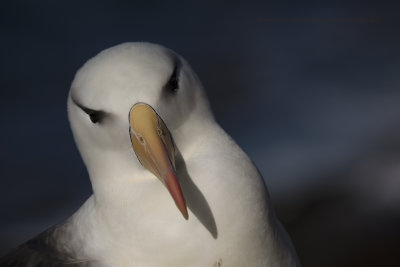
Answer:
[71,177,208,264]
[75,122,218,263]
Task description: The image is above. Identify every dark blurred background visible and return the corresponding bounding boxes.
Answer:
[1,1,399,266]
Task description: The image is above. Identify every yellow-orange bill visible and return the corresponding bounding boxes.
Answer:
[129,103,188,220]
[165,170,188,220]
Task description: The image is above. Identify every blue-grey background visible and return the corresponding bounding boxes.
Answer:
[1,1,399,266]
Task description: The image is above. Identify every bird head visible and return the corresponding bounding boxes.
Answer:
[67,42,213,220]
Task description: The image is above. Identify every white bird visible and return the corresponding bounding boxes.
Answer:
[0,42,299,266]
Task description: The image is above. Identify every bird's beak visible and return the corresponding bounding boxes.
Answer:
[129,103,188,220]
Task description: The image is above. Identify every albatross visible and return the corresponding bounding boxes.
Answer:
[0,42,299,266]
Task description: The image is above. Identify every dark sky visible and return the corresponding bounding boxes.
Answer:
[1,1,399,266]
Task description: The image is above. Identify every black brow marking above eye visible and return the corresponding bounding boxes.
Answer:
[71,96,106,124]
[163,58,182,94]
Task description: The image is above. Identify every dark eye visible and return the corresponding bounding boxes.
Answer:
[87,111,103,124]
[71,96,106,124]
[166,75,178,93]
[164,63,180,94]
